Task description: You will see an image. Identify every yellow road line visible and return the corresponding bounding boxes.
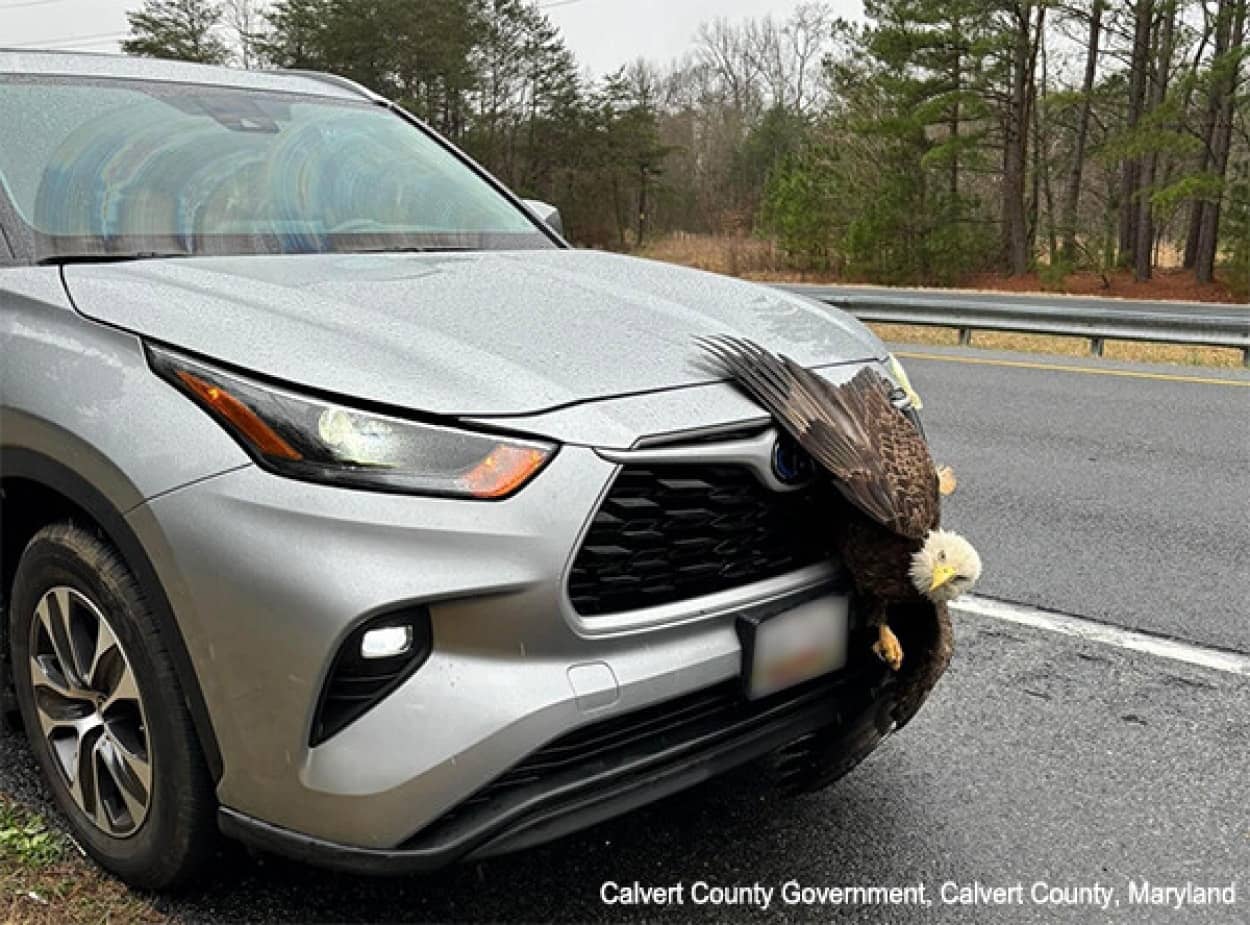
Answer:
[894,351,1250,388]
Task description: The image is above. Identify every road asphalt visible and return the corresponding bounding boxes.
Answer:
[906,345,1250,652]
[1,345,1246,923]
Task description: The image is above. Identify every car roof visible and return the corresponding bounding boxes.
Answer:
[0,48,378,102]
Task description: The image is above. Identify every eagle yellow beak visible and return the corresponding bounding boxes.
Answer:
[929,564,957,592]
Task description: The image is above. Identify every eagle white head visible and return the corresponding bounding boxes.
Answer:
[910,529,982,604]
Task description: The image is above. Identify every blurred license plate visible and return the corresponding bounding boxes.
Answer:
[739,595,849,699]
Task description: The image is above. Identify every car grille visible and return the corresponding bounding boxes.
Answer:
[458,682,745,808]
[567,464,830,616]
[403,664,882,855]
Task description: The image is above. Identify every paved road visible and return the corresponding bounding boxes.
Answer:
[1,345,1247,923]
[904,346,1250,652]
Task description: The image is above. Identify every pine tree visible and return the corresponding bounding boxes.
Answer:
[122,0,231,65]
[1060,0,1104,263]
[1223,163,1250,298]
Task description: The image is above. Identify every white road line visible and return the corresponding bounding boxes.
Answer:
[953,595,1250,678]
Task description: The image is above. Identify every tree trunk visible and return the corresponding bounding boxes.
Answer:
[1135,1,1175,282]
[1119,0,1153,266]
[1002,2,1036,275]
[1061,0,1103,263]
[1183,1,1232,268]
[1040,51,1058,262]
[950,49,961,200]
[1032,7,1052,260]
[1196,0,1247,283]
[1029,87,1041,257]
[637,166,649,246]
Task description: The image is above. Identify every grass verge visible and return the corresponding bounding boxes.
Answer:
[868,323,1245,369]
[0,796,162,925]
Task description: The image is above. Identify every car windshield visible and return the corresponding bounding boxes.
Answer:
[0,76,555,261]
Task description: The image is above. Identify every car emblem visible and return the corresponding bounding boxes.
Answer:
[771,435,816,487]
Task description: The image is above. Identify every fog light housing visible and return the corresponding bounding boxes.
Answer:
[310,608,433,746]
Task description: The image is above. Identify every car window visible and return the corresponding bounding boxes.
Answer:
[0,77,555,260]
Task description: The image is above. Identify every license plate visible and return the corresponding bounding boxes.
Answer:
[738,594,849,699]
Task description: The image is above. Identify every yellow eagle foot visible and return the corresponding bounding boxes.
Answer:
[937,464,958,497]
[873,625,904,671]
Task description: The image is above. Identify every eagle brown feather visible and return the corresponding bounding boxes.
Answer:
[699,335,955,727]
[697,335,939,541]
[887,600,954,730]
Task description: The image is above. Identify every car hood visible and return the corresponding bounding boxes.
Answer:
[63,250,884,417]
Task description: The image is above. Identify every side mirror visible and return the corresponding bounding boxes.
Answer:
[522,199,564,237]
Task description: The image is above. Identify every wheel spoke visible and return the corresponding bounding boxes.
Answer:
[105,727,151,795]
[89,737,111,830]
[101,662,141,713]
[86,618,120,693]
[46,726,82,789]
[32,686,91,745]
[78,724,108,814]
[65,751,87,814]
[56,588,96,686]
[29,653,83,703]
[101,736,148,829]
[36,592,82,690]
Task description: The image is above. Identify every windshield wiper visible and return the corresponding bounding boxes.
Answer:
[38,246,479,264]
[335,245,476,256]
[37,251,192,266]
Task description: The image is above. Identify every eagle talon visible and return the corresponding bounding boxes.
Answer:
[873,625,904,671]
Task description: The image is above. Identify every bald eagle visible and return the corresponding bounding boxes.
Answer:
[698,337,981,725]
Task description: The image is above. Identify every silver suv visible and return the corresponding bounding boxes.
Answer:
[0,52,913,888]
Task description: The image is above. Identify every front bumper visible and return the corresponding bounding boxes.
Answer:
[218,659,896,875]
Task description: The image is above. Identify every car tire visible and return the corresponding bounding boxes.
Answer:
[8,522,216,889]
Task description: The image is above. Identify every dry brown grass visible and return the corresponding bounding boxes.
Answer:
[639,233,789,277]
[0,797,162,925]
[869,323,1245,369]
[641,232,1246,303]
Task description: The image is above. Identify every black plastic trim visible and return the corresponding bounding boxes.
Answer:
[309,607,433,746]
[567,463,832,615]
[0,448,224,780]
[217,663,895,876]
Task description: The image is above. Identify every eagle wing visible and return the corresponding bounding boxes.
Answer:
[699,335,938,540]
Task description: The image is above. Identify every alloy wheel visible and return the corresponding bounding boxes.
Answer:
[27,586,152,837]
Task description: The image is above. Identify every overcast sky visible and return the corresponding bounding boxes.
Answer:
[2,0,862,77]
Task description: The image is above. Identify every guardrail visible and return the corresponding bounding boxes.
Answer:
[775,283,1250,366]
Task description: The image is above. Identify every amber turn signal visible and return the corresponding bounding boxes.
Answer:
[463,445,550,499]
[174,370,302,461]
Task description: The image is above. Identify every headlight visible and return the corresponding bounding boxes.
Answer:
[885,353,923,410]
[149,347,555,498]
